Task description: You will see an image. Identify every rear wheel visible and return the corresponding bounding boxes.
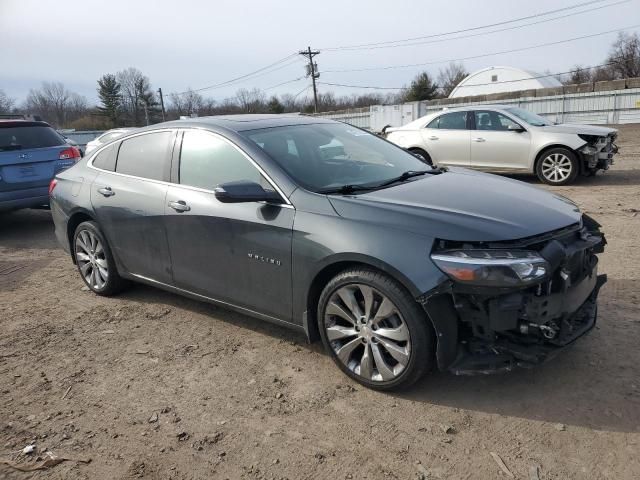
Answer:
[73,221,127,296]
[536,148,579,185]
[409,148,433,166]
[318,268,434,390]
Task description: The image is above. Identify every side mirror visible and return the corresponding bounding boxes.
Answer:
[508,125,526,133]
[214,180,283,204]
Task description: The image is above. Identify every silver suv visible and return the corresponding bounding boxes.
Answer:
[386,105,618,185]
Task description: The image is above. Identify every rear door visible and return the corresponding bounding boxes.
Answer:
[0,123,76,204]
[90,130,176,284]
[469,110,532,170]
[164,129,295,321]
[419,111,470,167]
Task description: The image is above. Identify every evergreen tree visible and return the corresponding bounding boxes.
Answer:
[267,96,285,114]
[404,72,439,102]
[97,74,121,126]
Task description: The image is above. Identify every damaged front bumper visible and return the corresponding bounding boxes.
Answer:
[420,217,607,375]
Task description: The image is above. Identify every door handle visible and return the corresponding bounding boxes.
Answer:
[428,136,439,140]
[97,186,115,197]
[473,137,486,142]
[168,200,191,212]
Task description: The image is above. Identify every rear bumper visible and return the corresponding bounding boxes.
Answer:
[0,187,49,211]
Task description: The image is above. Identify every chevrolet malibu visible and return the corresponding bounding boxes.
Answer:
[50,115,606,390]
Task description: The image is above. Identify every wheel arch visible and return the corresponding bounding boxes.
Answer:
[303,254,422,343]
[532,143,577,173]
[66,209,97,264]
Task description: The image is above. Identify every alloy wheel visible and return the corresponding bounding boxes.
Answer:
[75,229,109,290]
[541,153,572,183]
[324,283,411,382]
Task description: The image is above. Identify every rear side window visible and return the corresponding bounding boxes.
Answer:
[116,132,173,181]
[0,126,65,151]
[179,130,264,190]
[437,112,468,130]
[92,143,118,171]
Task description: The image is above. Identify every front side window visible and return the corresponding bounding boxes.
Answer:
[116,131,173,181]
[242,123,432,193]
[437,112,468,130]
[474,111,521,131]
[179,130,264,190]
[426,117,440,129]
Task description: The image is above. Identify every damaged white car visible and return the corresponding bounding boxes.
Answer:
[385,105,618,185]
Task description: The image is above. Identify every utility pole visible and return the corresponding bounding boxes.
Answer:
[299,46,320,113]
[157,87,166,122]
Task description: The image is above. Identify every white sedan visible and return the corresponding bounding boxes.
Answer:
[84,128,134,155]
[385,105,618,185]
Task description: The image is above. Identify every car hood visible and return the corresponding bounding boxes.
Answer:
[538,123,618,136]
[328,168,582,242]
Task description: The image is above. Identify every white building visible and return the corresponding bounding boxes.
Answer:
[449,66,562,98]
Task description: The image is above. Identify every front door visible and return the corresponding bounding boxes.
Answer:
[469,110,532,170]
[163,129,295,322]
[91,130,175,284]
[420,110,471,167]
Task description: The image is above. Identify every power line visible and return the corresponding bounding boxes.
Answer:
[325,0,631,52]
[322,0,611,51]
[264,77,306,91]
[323,24,640,73]
[171,53,300,96]
[317,59,625,91]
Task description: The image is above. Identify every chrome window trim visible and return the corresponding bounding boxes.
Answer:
[87,127,293,208]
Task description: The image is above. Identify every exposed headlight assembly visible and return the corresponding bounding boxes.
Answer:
[579,145,598,155]
[431,250,549,287]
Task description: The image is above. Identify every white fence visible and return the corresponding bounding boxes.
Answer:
[317,87,640,132]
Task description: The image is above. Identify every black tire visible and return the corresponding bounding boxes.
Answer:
[317,268,434,391]
[535,148,579,185]
[409,148,433,166]
[73,221,127,296]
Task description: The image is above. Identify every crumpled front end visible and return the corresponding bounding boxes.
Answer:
[420,215,607,375]
[578,132,618,174]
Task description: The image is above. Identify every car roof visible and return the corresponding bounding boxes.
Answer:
[139,114,335,133]
[0,120,52,128]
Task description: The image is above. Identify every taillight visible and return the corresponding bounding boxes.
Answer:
[49,179,57,196]
[59,146,81,161]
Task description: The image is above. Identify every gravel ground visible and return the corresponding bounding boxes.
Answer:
[1,125,639,479]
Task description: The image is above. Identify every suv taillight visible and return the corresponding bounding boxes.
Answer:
[59,146,81,161]
[49,179,58,196]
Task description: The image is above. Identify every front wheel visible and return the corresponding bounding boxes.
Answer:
[318,268,434,390]
[536,148,579,185]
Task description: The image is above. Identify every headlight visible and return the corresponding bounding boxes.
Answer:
[431,250,549,287]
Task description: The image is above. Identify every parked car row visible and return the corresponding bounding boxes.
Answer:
[49,115,607,390]
[385,105,618,185]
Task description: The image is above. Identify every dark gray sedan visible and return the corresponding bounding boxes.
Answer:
[50,115,606,390]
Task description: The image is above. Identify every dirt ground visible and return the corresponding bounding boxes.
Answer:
[1,126,639,480]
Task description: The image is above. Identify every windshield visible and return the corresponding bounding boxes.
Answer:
[504,107,552,127]
[241,123,431,193]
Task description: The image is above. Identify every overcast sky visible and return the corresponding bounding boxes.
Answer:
[1,0,638,104]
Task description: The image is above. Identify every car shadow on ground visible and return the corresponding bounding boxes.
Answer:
[0,209,57,250]
[119,279,639,434]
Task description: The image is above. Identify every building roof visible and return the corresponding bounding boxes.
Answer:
[449,66,562,98]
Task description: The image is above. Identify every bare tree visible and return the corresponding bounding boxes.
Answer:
[235,88,266,113]
[0,89,15,113]
[23,82,87,127]
[437,62,468,97]
[169,89,204,117]
[564,65,593,85]
[116,67,155,126]
[606,32,640,79]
